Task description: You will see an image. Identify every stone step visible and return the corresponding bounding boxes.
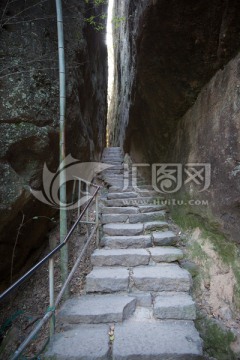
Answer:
[86,267,129,293]
[101,213,129,224]
[104,181,124,187]
[102,151,123,156]
[153,292,196,320]
[103,175,124,181]
[102,156,123,160]
[132,264,191,292]
[152,231,178,245]
[102,165,124,171]
[101,169,123,175]
[102,159,123,163]
[101,211,166,224]
[132,190,160,198]
[44,320,202,359]
[101,235,152,249]
[91,247,183,266]
[91,248,150,267]
[102,161,123,165]
[57,295,136,324]
[138,204,167,212]
[102,157,123,161]
[144,221,169,232]
[101,206,139,215]
[113,320,203,359]
[129,211,166,223]
[149,247,183,263]
[105,197,160,207]
[103,223,143,236]
[108,185,155,193]
[43,324,110,359]
[107,191,138,200]
[102,146,122,151]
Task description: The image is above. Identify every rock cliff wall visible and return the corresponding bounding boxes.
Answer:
[109,0,240,241]
[0,0,107,289]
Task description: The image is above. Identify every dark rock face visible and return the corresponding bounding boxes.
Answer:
[109,0,240,241]
[0,0,107,288]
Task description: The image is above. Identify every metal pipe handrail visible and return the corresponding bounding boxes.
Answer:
[0,185,100,303]
[11,224,98,360]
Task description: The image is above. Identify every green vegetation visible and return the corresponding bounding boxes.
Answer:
[196,316,236,360]
[170,199,240,310]
[84,0,125,31]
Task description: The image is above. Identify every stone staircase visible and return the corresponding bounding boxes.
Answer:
[44,147,203,359]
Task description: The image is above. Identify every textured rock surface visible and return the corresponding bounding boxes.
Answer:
[132,264,191,292]
[101,235,152,249]
[0,0,107,288]
[149,247,183,263]
[113,320,203,359]
[91,248,150,267]
[86,267,129,293]
[152,231,178,246]
[103,223,144,236]
[109,0,240,243]
[154,293,196,320]
[57,295,136,324]
[44,324,110,359]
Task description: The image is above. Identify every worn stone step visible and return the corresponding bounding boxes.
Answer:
[138,204,167,213]
[103,176,124,181]
[132,264,191,292]
[153,292,196,320]
[129,211,166,223]
[149,247,183,263]
[103,223,143,236]
[101,206,139,215]
[44,324,110,359]
[91,249,150,267]
[102,160,123,164]
[102,159,123,163]
[102,170,123,175]
[107,191,138,200]
[102,165,124,171]
[102,159,123,162]
[91,248,183,266]
[57,295,136,324]
[103,166,124,171]
[101,235,152,249]
[113,320,203,359]
[105,197,159,207]
[104,182,124,188]
[152,231,178,245]
[101,213,129,224]
[144,221,169,232]
[136,190,161,198]
[44,320,202,359]
[104,181,124,187]
[102,146,122,152]
[104,178,124,183]
[86,267,129,293]
[101,211,166,224]
[108,185,155,193]
[102,161,123,166]
[102,151,123,156]
[103,172,123,177]
[102,153,123,157]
